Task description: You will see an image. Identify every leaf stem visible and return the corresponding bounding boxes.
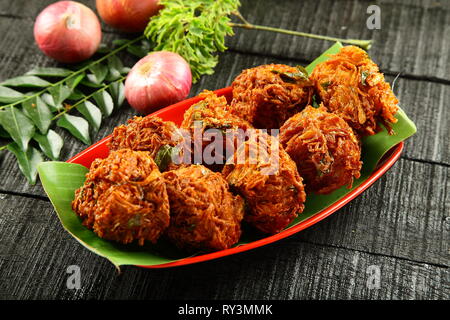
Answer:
[229,18,372,50]
[233,10,252,27]
[0,144,8,151]
[51,76,126,121]
[0,35,144,111]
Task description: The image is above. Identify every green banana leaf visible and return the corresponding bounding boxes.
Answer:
[38,42,417,268]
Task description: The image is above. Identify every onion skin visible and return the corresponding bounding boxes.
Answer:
[34,1,102,63]
[96,0,162,33]
[125,51,192,115]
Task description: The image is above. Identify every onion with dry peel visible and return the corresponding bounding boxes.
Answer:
[96,0,162,33]
[125,51,192,115]
[34,1,102,63]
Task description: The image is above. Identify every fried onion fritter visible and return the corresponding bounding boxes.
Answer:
[162,165,244,252]
[310,45,398,135]
[280,105,362,194]
[222,130,306,234]
[230,64,314,129]
[181,90,253,170]
[108,115,187,170]
[72,149,170,245]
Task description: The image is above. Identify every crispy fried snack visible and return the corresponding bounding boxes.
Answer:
[222,130,306,234]
[72,149,170,245]
[181,90,253,170]
[230,64,314,129]
[280,106,362,194]
[310,45,398,135]
[108,115,186,170]
[162,165,244,252]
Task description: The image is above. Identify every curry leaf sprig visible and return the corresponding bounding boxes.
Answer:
[144,0,372,83]
[229,11,372,50]
[0,37,145,184]
[0,0,374,185]
[144,0,240,82]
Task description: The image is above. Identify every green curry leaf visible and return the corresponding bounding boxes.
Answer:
[0,106,35,151]
[38,43,417,268]
[144,0,240,82]
[33,129,64,161]
[8,142,43,185]
[154,145,178,172]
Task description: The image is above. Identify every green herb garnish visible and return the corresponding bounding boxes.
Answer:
[145,0,240,82]
[0,38,143,184]
[312,95,320,108]
[1,1,373,185]
[145,1,371,83]
[321,81,331,90]
[128,215,142,228]
[272,65,309,84]
[154,145,178,172]
[361,70,370,86]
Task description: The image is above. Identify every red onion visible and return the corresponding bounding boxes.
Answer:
[34,1,102,63]
[96,0,162,33]
[125,51,192,115]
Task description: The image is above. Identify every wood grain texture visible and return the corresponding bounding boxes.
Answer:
[1,0,450,81]
[295,158,449,267]
[0,194,448,300]
[391,76,449,165]
[0,50,448,196]
[0,0,448,300]
[0,0,98,22]
[227,0,450,81]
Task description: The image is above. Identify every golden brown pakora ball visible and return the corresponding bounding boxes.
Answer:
[162,165,245,252]
[230,64,314,129]
[310,45,399,135]
[108,115,187,170]
[222,130,306,234]
[72,149,170,245]
[280,105,362,194]
[181,90,253,170]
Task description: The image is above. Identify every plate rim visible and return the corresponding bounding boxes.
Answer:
[66,87,403,269]
[137,142,403,269]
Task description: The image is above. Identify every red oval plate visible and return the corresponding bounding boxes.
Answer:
[67,86,403,269]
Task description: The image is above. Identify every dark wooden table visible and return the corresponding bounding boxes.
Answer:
[0,0,448,300]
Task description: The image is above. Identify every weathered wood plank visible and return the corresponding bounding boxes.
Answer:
[0,50,447,196]
[3,156,446,269]
[0,0,126,37]
[1,0,450,82]
[0,0,95,20]
[0,0,447,302]
[0,194,447,300]
[0,17,141,195]
[0,16,132,82]
[96,243,449,300]
[391,76,449,165]
[196,56,450,166]
[295,158,449,267]
[227,0,450,81]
